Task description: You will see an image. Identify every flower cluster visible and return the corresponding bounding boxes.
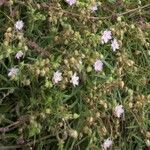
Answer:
[7,18,124,149]
[1,0,149,149]
[10,20,106,86]
[101,30,119,52]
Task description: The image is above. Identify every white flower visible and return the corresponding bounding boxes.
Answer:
[111,39,119,52]
[94,60,103,72]
[15,20,24,30]
[52,70,62,84]
[102,138,113,150]
[101,30,112,44]
[114,105,124,118]
[70,72,79,87]
[15,51,24,59]
[91,4,98,12]
[66,0,76,6]
[8,68,19,77]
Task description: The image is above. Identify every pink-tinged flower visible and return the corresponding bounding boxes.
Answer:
[94,60,103,72]
[15,20,24,30]
[91,4,98,12]
[8,68,19,77]
[70,72,79,87]
[15,51,24,59]
[111,39,119,52]
[114,105,124,118]
[52,70,62,84]
[102,138,113,150]
[101,30,112,44]
[66,0,76,6]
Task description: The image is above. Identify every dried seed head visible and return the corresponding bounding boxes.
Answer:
[70,57,76,64]
[83,126,89,134]
[119,81,124,88]
[129,102,133,108]
[69,129,78,139]
[40,112,46,119]
[96,112,100,118]
[87,117,94,124]
[40,69,46,76]
[145,139,150,147]
[45,58,50,64]
[45,67,50,73]
[7,27,12,32]
[117,16,122,22]
[64,59,69,65]
[68,71,73,76]
[25,79,31,86]
[74,50,79,56]
[146,132,150,138]
[101,127,107,135]
[36,68,40,75]
[45,109,51,114]
[131,24,135,29]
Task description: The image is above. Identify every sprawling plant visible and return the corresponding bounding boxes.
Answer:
[0,0,150,149]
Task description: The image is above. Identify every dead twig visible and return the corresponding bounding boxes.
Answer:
[0,134,55,149]
[0,115,29,133]
[43,3,150,20]
[26,39,50,57]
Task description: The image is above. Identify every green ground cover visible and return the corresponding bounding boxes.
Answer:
[0,0,150,149]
